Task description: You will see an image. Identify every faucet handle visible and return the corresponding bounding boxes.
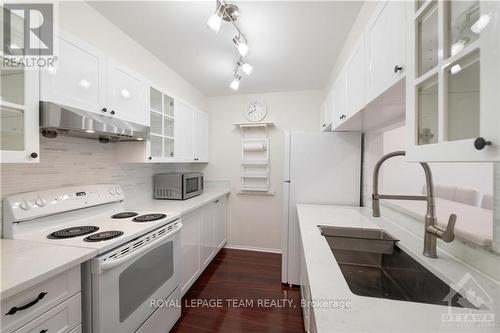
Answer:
[441,214,457,242]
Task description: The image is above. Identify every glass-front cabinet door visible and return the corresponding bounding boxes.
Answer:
[0,9,39,163]
[406,0,500,161]
[147,86,175,161]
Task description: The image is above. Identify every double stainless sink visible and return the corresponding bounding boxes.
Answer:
[319,225,476,308]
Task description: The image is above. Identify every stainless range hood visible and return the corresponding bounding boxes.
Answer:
[39,101,150,142]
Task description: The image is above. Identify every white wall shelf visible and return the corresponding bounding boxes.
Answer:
[235,123,273,195]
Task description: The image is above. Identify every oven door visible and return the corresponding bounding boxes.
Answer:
[90,225,181,333]
[183,174,203,199]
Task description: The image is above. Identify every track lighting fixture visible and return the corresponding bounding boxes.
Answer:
[207,1,253,90]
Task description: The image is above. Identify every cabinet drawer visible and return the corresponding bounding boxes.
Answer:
[2,266,81,333]
[12,293,81,333]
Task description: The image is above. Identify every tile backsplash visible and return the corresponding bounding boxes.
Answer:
[0,135,204,233]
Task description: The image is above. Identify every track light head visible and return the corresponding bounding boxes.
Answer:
[233,35,249,57]
[230,74,241,90]
[241,62,253,75]
[207,2,223,33]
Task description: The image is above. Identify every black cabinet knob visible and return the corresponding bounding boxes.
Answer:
[322,124,326,127]
[474,137,492,150]
[340,114,346,120]
[148,156,152,160]
[102,107,107,113]
[394,65,403,73]
[30,152,38,159]
[110,110,116,115]
[40,330,48,333]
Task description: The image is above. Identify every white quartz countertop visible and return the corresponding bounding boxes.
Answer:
[1,239,96,300]
[126,189,230,216]
[297,204,500,333]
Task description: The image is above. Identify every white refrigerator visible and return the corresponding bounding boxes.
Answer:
[282,131,362,285]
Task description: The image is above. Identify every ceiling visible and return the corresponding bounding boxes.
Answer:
[90,1,362,96]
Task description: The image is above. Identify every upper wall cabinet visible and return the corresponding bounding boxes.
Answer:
[327,0,407,133]
[319,90,333,131]
[193,109,209,162]
[1,12,39,163]
[365,1,407,101]
[345,38,366,119]
[40,33,106,114]
[40,32,148,126]
[406,0,500,161]
[106,61,148,125]
[148,87,175,161]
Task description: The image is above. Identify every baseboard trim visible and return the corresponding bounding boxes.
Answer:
[224,244,282,254]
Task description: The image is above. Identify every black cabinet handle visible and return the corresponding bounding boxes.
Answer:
[101,107,107,113]
[215,199,219,203]
[339,114,346,120]
[394,65,403,73]
[474,137,492,150]
[40,330,48,333]
[6,292,47,315]
[110,110,116,115]
[322,124,326,127]
[30,152,38,159]
[148,156,152,160]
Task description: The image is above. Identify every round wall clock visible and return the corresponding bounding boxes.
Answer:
[245,100,267,122]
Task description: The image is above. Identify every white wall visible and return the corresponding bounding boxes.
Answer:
[58,1,206,109]
[381,126,494,198]
[204,90,322,251]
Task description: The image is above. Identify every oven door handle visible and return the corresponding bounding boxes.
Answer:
[95,224,182,273]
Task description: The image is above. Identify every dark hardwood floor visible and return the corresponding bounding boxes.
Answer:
[171,249,305,333]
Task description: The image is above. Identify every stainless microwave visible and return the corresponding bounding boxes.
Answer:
[154,173,204,200]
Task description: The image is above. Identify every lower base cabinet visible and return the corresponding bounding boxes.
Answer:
[180,196,227,296]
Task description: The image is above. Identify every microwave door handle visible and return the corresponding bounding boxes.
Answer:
[97,224,182,272]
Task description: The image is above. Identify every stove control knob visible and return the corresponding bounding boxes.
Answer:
[19,199,32,211]
[115,187,122,195]
[35,197,47,207]
[109,188,116,195]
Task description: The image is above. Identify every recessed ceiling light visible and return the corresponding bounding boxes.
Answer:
[450,64,462,75]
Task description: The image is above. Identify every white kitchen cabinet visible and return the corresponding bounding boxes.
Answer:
[1,266,81,333]
[40,32,105,115]
[106,60,148,126]
[40,32,148,126]
[331,70,347,128]
[406,0,500,161]
[365,1,407,102]
[174,100,194,161]
[147,87,176,162]
[344,38,366,119]
[180,209,201,296]
[319,90,334,132]
[1,12,39,163]
[193,109,209,162]
[1,60,40,163]
[180,195,228,296]
[200,204,215,269]
[213,197,227,250]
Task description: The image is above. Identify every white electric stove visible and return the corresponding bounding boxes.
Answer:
[3,184,183,333]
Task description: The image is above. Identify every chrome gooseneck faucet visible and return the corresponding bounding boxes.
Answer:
[371,151,456,258]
